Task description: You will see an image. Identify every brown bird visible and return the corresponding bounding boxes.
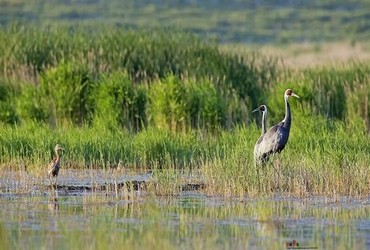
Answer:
[48,144,64,187]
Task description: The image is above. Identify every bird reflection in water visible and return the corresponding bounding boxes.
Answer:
[48,192,59,214]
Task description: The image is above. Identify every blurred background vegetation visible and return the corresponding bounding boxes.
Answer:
[1,0,370,44]
[0,26,368,132]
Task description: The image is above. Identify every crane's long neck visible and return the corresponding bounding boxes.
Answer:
[261,110,267,134]
[55,149,60,162]
[283,95,292,129]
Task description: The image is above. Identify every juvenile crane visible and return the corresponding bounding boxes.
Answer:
[48,144,64,187]
[254,89,299,164]
[253,104,268,134]
[253,104,268,160]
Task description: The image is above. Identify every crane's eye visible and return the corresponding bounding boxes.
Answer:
[260,106,265,111]
[286,89,292,96]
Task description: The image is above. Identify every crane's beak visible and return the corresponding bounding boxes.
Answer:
[252,107,260,113]
[291,93,300,99]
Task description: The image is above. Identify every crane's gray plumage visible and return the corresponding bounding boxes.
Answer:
[254,89,299,164]
[48,144,64,186]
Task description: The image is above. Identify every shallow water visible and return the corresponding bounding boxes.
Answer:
[0,169,369,249]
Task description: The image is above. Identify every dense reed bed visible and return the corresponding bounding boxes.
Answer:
[0,25,369,197]
[0,26,368,129]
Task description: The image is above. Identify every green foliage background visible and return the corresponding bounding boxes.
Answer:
[0,26,368,131]
[1,0,370,44]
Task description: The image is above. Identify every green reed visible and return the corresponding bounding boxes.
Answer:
[0,26,369,131]
[0,112,368,197]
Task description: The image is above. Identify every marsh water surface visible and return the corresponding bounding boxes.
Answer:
[0,169,369,249]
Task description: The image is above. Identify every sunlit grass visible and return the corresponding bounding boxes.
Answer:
[0,113,369,197]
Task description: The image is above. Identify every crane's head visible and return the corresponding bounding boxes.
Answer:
[54,144,64,152]
[252,104,267,113]
[285,89,300,99]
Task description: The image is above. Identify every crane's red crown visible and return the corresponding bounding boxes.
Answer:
[285,89,300,99]
[285,89,293,96]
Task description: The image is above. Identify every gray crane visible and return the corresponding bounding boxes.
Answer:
[48,144,64,187]
[253,104,268,160]
[254,89,299,164]
[253,104,268,134]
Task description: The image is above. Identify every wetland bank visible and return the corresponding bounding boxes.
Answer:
[0,24,369,249]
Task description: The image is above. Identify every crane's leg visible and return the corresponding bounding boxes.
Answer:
[258,167,261,192]
[255,162,261,192]
[271,155,282,191]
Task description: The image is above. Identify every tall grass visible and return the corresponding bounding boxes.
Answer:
[0,25,369,197]
[0,25,277,129]
[0,25,368,131]
[0,114,368,196]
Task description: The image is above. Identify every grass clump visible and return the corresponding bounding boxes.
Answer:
[149,75,229,131]
[94,71,147,131]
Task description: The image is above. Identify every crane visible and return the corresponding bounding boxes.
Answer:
[253,104,268,134]
[48,144,64,187]
[253,104,268,161]
[254,89,299,164]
